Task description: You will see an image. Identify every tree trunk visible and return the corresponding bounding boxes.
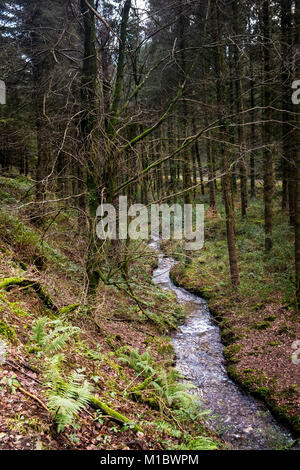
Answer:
[294,0,300,308]
[202,55,216,212]
[178,1,192,205]
[262,0,274,251]
[80,0,100,293]
[232,1,248,217]
[191,117,205,196]
[213,2,240,287]
[250,59,256,199]
[104,0,132,204]
[281,0,293,212]
[31,1,56,222]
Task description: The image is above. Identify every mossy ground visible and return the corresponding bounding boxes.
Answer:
[163,188,300,436]
[0,175,220,450]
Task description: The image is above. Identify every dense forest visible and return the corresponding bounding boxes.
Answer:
[0,0,299,453]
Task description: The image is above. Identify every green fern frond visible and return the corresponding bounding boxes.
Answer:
[44,355,92,432]
[31,318,80,353]
[32,317,49,345]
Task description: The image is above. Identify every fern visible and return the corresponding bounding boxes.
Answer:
[119,349,155,377]
[151,369,198,415]
[119,347,210,421]
[43,354,92,432]
[31,318,80,353]
[31,319,92,432]
[174,436,218,451]
[32,317,48,344]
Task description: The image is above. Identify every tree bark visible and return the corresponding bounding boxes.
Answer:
[250,59,256,199]
[281,0,293,212]
[262,0,274,251]
[232,0,248,217]
[294,0,300,308]
[213,2,240,287]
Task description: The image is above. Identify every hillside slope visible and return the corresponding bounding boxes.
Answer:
[0,175,219,451]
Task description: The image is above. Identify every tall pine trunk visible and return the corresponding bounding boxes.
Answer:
[80,0,99,293]
[250,59,256,199]
[31,1,56,222]
[281,0,293,212]
[214,2,240,287]
[294,0,300,308]
[233,1,248,217]
[262,0,274,251]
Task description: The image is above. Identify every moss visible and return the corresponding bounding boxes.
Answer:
[18,261,28,271]
[220,328,239,345]
[89,396,143,433]
[148,336,174,357]
[223,344,241,362]
[169,266,212,300]
[282,385,299,397]
[252,321,271,330]
[0,277,57,312]
[256,386,270,397]
[264,315,276,322]
[0,277,27,290]
[130,385,160,410]
[249,302,264,312]
[105,336,118,350]
[130,374,156,395]
[0,319,17,342]
[9,302,30,317]
[0,210,82,277]
[26,345,41,354]
[57,304,79,316]
[104,356,126,380]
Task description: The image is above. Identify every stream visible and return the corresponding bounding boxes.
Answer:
[150,238,296,450]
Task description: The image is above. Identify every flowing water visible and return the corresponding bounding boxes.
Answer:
[150,238,296,450]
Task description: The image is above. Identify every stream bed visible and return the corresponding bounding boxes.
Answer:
[150,239,295,450]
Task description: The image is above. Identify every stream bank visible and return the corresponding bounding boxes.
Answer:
[150,238,297,450]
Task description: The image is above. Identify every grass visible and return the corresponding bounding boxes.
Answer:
[0,210,82,277]
[167,194,295,309]
[164,190,300,436]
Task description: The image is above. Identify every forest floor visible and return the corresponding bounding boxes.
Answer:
[165,188,300,436]
[0,175,221,451]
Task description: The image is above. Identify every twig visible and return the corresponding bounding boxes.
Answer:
[16,384,49,413]
[6,360,42,385]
